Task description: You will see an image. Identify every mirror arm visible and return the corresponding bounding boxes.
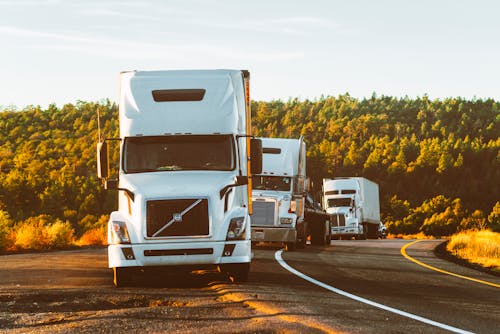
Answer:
[119,188,135,202]
[104,179,135,201]
[219,176,248,199]
[220,185,233,200]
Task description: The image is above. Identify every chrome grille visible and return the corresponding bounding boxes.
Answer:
[146,199,209,237]
[252,200,276,226]
[332,214,346,227]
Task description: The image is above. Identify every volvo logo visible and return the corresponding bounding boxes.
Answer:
[172,213,183,223]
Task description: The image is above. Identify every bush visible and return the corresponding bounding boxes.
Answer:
[13,214,75,250]
[77,227,107,246]
[46,220,75,248]
[0,210,14,252]
[77,214,108,246]
[488,202,500,232]
[419,198,466,237]
[459,210,487,231]
[77,214,99,235]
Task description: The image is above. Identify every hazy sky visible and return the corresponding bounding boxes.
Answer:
[1,0,499,108]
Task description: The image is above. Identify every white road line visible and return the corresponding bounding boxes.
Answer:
[274,250,474,334]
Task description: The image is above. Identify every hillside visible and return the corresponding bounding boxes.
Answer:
[0,96,498,249]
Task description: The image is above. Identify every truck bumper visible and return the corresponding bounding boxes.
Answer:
[251,227,297,242]
[331,226,363,235]
[108,240,251,268]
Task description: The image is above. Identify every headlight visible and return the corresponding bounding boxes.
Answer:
[226,217,246,240]
[280,217,293,225]
[110,221,130,244]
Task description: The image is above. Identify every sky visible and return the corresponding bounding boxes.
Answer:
[1,0,500,109]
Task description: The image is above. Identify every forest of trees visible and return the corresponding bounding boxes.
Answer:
[0,95,499,251]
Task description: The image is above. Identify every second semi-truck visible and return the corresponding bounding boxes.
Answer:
[251,137,331,250]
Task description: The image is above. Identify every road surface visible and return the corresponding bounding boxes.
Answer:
[0,239,499,333]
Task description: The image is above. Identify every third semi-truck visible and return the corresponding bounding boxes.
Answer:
[323,177,380,239]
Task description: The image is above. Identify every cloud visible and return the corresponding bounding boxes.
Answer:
[0,25,303,63]
[81,8,160,21]
[179,16,340,36]
[0,0,60,5]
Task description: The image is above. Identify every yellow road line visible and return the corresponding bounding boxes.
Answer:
[401,240,500,289]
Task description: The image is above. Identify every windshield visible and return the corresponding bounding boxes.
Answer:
[123,135,235,173]
[327,198,352,208]
[253,176,291,191]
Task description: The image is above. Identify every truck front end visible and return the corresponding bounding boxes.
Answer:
[327,206,363,239]
[251,175,299,244]
[323,179,363,239]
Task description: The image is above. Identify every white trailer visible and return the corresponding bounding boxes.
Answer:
[251,137,331,250]
[323,177,380,239]
[97,69,262,286]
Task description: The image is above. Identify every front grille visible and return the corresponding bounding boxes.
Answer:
[252,200,276,226]
[146,198,209,237]
[332,214,346,227]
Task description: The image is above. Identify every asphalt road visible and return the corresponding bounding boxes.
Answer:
[0,239,499,333]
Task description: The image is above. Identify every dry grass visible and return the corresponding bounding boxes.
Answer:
[447,230,500,271]
[76,226,107,246]
[387,232,435,240]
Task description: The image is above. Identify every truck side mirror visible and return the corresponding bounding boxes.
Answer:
[235,175,248,185]
[97,141,108,179]
[104,179,119,190]
[250,138,262,175]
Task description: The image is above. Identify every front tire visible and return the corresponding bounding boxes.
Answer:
[358,224,367,240]
[113,267,134,287]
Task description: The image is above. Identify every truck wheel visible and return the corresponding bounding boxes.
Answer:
[296,222,307,249]
[359,225,368,240]
[285,242,297,251]
[325,225,331,245]
[367,224,378,239]
[221,263,250,283]
[113,267,133,287]
[310,221,326,245]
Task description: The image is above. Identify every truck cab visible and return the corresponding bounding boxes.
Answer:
[97,70,262,286]
[250,137,308,250]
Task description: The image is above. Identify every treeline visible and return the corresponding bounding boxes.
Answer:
[0,95,499,251]
[251,95,499,235]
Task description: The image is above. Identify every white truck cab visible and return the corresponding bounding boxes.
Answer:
[97,70,262,286]
[251,137,309,250]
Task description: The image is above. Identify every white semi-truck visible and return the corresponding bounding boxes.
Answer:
[251,137,331,250]
[323,177,380,239]
[251,137,308,250]
[97,69,262,286]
